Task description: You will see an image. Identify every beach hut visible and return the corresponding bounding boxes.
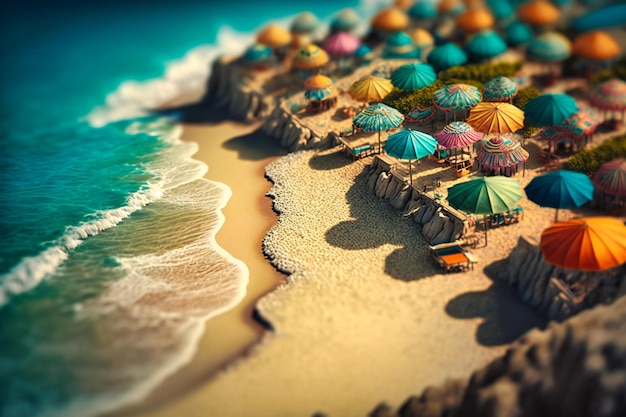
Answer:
[291,44,329,73]
[589,78,626,120]
[290,11,318,35]
[303,74,338,113]
[525,170,594,221]
[456,8,495,34]
[465,30,507,62]
[518,0,560,29]
[384,129,437,184]
[391,63,437,91]
[477,136,529,176]
[383,32,419,59]
[593,159,626,213]
[352,103,404,152]
[561,106,598,148]
[411,29,435,58]
[505,21,533,47]
[330,8,360,34]
[348,75,394,103]
[482,76,518,103]
[427,42,468,72]
[467,102,525,134]
[371,7,410,36]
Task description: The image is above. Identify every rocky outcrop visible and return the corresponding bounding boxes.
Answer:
[205,57,270,122]
[490,236,626,321]
[364,157,468,245]
[261,105,335,152]
[362,296,626,417]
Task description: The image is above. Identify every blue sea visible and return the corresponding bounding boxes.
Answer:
[0,0,380,416]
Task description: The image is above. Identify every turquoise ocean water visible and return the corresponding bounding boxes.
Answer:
[0,0,379,416]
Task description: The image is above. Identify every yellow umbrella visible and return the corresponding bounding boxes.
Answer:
[411,28,434,48]
[371,7,410,32]
[456,8,495,33]
[348,75,394,103]
[292,44,329,70]
[466,102,525,134]
[519,0,560,27]
[573,31,621,61]
[256,24,292,48]
[304,74,333,90]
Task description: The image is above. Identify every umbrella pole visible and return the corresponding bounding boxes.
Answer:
[378,130,381,153]
[555,208,559,223]
[484,215,488,246]
[409,160,413,185]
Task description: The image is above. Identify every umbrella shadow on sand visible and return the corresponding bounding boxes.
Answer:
[308,149,352,171]
[325,169,439,281]
[152,102,232,124]
[445,261,547,346]
[222,129,288,161]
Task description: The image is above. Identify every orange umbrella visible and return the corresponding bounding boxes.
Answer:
[348,75,394,103]
[292,44,329,70]
[519,0,560,27]
[394,0,412,10]
[573,31,621,61]
[438,0,462,14]
[257,24,292,48]
[540,217,626,271]
[371,7,410,32]
[466,102,525,134]
[456,8,494,33]
[411,28,434,49]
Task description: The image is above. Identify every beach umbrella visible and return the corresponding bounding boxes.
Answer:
[465,30,507,61]
[303,74,338,101]
[405,106,437,124]
[476,136,529,176]
[323,32,361,56]
[482,76,518,102]
[447,176,522,245]
[435,121,483,149]
[593,159,626,197]
[433,84,482,114]
[411,28,435,51]
[383,32,419,59]
[561,106,598,138]
[438,0,465,15]
[243,44,272,63]
[391,63,437,91]
[589,79,626,116]
[257,24,292,48]
[352,103,404,152]
[331,8,360,33]
[427,43,468,72]
[292,44,329,70]
[394,0,412,10]
[572,4,626,32]
[348,75,394,103]
[409,1,437,19]
[371,7,410,33]
[466,102,525,134]
[527,32,572,62]
[525,170,594,222]
[384,129,437,183]
[524,94,578,127]
[354,44,374,62]
[486,0,514,20]
[573,31,621,61]
[540,217,626,271]
[519,0,560,27]
[290,11,318,35]
[505,21,532,46]
[456,8,495,33]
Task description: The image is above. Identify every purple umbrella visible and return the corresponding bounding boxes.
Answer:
[434,121,483,149]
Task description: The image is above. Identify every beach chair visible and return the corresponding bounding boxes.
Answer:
[352,144,375,161]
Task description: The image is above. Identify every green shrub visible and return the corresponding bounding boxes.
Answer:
[568,134,626,175]
[521,126,538,139]
[590,58,626,86]
[438,62,522,84]
[513,86,541,110]
[382,81,443,114]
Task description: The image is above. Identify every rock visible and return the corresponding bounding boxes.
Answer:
[420,203,436,224]
[430,217,455,246]
[375,172,391,198]
[390,187,411,210]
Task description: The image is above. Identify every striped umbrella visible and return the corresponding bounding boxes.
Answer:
[435,121,483,149]
[405,106,437,123]
[482,76,518,102]
[528,32,572,62]
[427,43,468,72]
[524,93,578,127]
[292,44,329,70]
[466,30,507,61]
[391,63,437,91]
[477,136,529,174]
[352,103,404,151]
[323,32,361,56]
[466,102,525,134]
[384,129,437,183]
[593,159,626,197]
[433,84,482,112]
[349,75,394,103]
[505,21,532,46]
[525,170,594,221]
[589,78,626,113]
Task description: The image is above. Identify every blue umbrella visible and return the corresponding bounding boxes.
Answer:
[427,42,468,72]
[353,103,404,152]
[409,1,437,19]
[466,30,507,62]
[384,129,437,183]
[525,93,579,127]
[572,4,626,32]
[505,21,532,46]
[524,170,594,222]
[391,63,437,91]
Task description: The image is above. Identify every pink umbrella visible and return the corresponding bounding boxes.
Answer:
[323,32,361,56]
[593,158,626,197]
[434,121,483,149]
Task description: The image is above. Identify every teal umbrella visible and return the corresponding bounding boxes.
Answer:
[433,84,482,120]
[290,11,318,34]
[447,176,522,245]
[427,42,468,72]
[391,63,437,91]
[528,32,572,62]
[487,0,514,19]
[384,129,437,183]
[525,93,579,127]
[482,76,518,102]
[525,170,594,222]
[330,8,360,32]
[383,32,419,59]
[353,103,404,152]
[505,21,532,46]
[243,44,272,63]
[466,30,507,62]
[572,3,626,32]
[409,1,437,19]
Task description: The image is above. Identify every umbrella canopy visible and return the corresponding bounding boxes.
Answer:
[505,21,533,46]
[487,0,514,20]
[438,0,465,15]
[290,11,318,34]
[292,44,330,69]
[304,74,337,102]
[467,102,525,134]
[409,1,437,19]
[411,28,435,49]
[427,43,468,72]
[435,121,483,149]
[589,78,626,112]
[456,8,495,33]
[349,75,394,103]
[447,176,522,214]
[466,30,507,61]
[561,106,598,136]
[519,0,560,27]
[540,217,626,271]
[593,159,626,197]
[483,76,518,102]
[572,3,626,32]
[524,94,579,127]
[433,84,482,112]
[477,136,529,168]
[257,24,292,48]
[371,7,410,32]
[573,31,621,61]
[323,32,361,56]
[406,106,437,123]
[304,74,332,90]
[391,63,437,91]
[528,32,572,62]
[354,44,374,59]
[331,8,360,32]
[384,129,437,183]
[243,44,272,62]
[352,103,404,132]
[383,32,417,58]
[525,170,594,220]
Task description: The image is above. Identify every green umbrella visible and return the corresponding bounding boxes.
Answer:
[447,176,522,245]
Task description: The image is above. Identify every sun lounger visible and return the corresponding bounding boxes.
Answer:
[428,242,472,273]
[352,144,375,160]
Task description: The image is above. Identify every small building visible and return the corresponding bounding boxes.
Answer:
[303,74,339,113]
